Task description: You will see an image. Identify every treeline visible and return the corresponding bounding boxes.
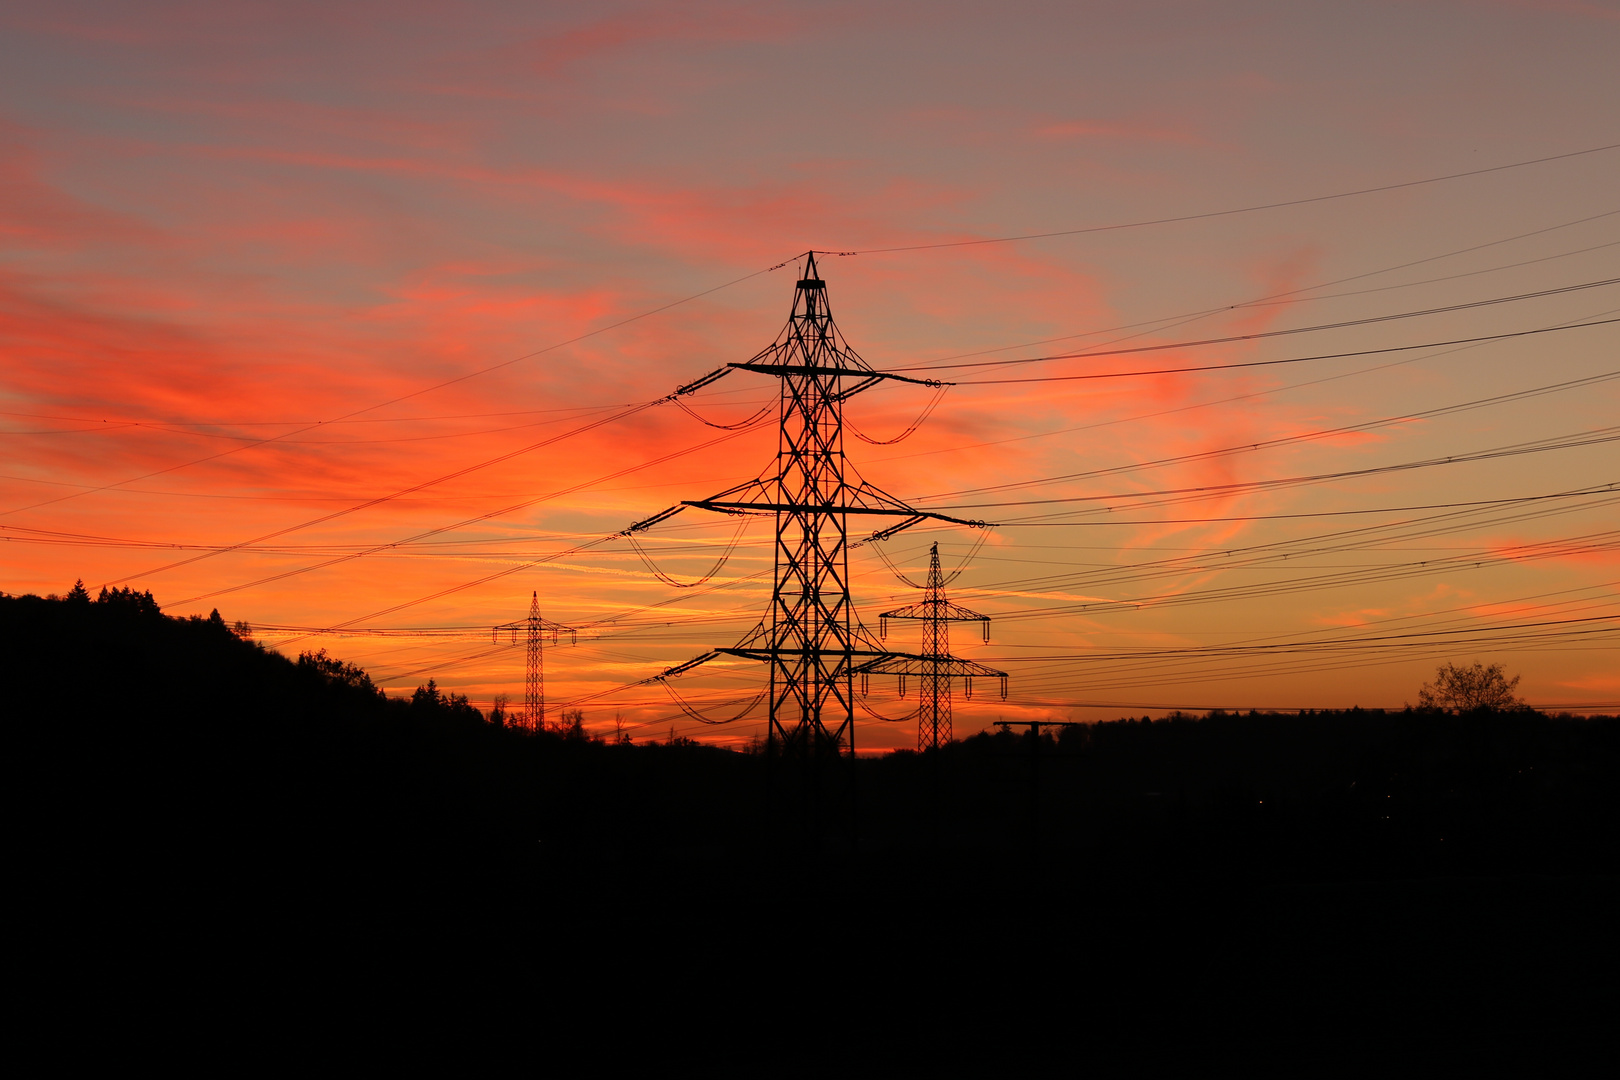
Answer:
[865,707,1620,880]
[9,584,1616,883]
[5,585,753,884]
[10,586,1618,1048]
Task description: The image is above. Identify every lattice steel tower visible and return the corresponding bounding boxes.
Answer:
[494,591,576,731]
[629,253,983,755]
[871,542,1007,751]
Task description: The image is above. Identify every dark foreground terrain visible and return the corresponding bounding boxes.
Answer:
[9,587,1617,1061]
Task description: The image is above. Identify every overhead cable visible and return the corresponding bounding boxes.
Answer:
[828,141,1620,254]
[891,277,1620,376]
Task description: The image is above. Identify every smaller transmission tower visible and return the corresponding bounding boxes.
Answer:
[494,591,577,731]
[861,543,1006,751]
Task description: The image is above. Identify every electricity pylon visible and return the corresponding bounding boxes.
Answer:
[866,542,1007,751]
[627,252,985,757]
[493,591,576,731]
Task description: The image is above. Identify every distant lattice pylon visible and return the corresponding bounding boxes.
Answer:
[868,542,1006,751]
[493,592,576,731]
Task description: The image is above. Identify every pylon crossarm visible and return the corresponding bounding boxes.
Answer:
[732,620,768,649]
[830,374,951,404]
[865,514,928,544]
[684,499,907,515]
[851,480,991,530]
[728,361,945,390]
[666,366,733,399]
[846,477,927,513]
[622,504,686,535]
[683,499,986,531]
[718,646,893,663]
[880,601,991,623]
[699,474,775,503]
[852,653,1008,680]
[497,618,578,637]
[683,473,926,517]
[648,650,723,682]
[903,510,988,530]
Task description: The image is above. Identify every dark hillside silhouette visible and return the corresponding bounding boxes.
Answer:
[7,585,1617,1054]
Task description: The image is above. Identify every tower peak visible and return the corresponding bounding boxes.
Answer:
[797,250,824,290]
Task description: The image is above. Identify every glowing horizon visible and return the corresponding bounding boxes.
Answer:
[3,3,1617,746]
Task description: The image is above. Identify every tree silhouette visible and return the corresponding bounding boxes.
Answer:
[1417,661,1525,712]
[555,707,588,741]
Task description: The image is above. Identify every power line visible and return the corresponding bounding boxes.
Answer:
[2,260,793,519]
[1000,596,1620,695]
[869,301,1620,471]
[951,318,1620,386]
[1006,619,1620,699]
[891,276,1620,376]
[920,370,1620,500]
[983,528,1620,624]
[994,614,1619,662]
[827,141,1620,254]
[0,385,769,431]
[107,392,683,588]
[891,208,1620,369]
[988,486,1620,527]
[975,497,1620,596]
[168,415,770,607]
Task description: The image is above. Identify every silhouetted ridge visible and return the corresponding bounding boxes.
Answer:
[8,586,1618,1054]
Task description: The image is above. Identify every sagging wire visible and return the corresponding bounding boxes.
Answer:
[857,696,920,724]
[870,528,991,589]
[626,513,752,589]
[939,529,991,587]
[848,384,950,445]
[658,679,767,725]
[870,539,928,589]
[674,396,775,430]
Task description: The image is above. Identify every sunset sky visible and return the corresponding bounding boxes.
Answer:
[3,1,1616,747]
